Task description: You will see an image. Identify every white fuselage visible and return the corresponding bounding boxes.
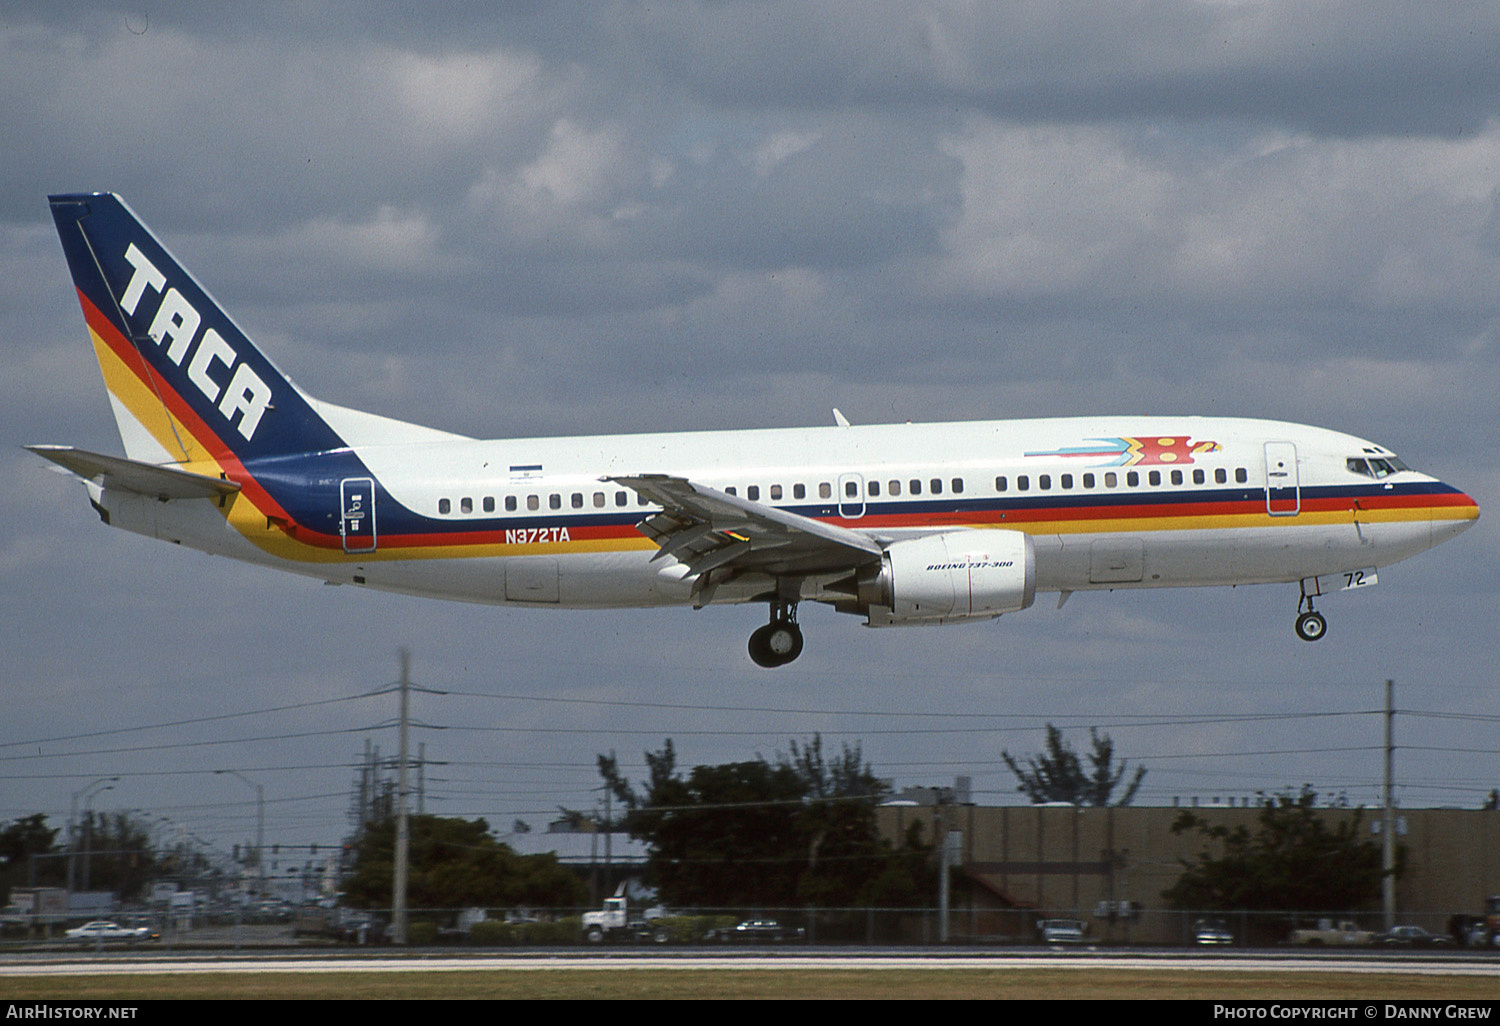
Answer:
[102,415,1477,617]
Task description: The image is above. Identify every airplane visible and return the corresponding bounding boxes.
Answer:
[32,193,1480,667]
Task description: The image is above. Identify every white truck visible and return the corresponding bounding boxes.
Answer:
[581,893,671,944]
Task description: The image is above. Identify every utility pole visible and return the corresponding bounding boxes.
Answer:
[392,648,411,945]
[934,788,957,943]
[1383,678,1396,930]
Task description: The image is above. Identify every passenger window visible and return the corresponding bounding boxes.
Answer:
[1127,471,1139,487]
[1017,475,1030,492]
[995,476,1007,492]
[1235,468,1248,483]
[1192,470,1204,485]
[438,498,451,514]
[484,496,495,513]
[1148,471,1160,486]
[615,492,628,507]
[1105,472,1117,488]
[930,478,942,495]
[888,480,901,496]
[952,478,964,494]
[1083,473,1095,488]
[845,481,858,498]
[725,486,737,496]
[506,496,518,512]
[1039,474,1051,490]
[1170,470,1182,486]
[527,495,540,511]
[770,485,782,500]
[461,497,473,514]
[593,492,605,508]
[748,485,760,501]
[1061,474,1073,489]
[549,494,562,510]
[868,480,880,497]
[909,480,921,495]
[1215,468,1227,484]
[820,483,832,499]
[793,484,806,500]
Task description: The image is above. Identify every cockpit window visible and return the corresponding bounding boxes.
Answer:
[1348,455,1410,479]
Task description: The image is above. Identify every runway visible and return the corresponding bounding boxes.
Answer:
[4,950,1497,978]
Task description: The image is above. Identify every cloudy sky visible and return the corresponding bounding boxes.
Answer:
[2,2,1497,880]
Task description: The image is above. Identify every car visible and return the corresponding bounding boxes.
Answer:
[1377,925,1453,947]
[705,918,807,944]
[1194,918,1235,945]
[1038,918,1087,945]
[64,920,156,943]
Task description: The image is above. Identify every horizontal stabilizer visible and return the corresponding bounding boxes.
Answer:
[27,445,241,501]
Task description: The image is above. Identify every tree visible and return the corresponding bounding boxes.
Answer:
[598,735,932,908]
[1001,724,1146,806]
[343,815,586,909]
[1161,786,1394,912]
[73,812,162,900]
[0,814,61,902]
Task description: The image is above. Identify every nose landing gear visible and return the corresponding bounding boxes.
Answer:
[748,600,803,667]
[1294,594,1327,642]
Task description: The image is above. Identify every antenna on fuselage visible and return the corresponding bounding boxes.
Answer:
[832,409,850,428]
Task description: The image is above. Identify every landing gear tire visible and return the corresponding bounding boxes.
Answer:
[1295,610,1327,642]
[748,621,804,667]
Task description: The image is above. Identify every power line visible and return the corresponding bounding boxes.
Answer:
[0,692,383,750]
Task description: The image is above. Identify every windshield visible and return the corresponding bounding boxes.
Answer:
[1346,456,1411,479]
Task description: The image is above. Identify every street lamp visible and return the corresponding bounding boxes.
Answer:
[215,770,265,899]
[68,777,117,894]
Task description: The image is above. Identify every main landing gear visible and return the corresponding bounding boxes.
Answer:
[1295,594,1328,642]
[748,599,804,668]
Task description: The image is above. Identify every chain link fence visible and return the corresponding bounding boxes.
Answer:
[4,904,1490,950]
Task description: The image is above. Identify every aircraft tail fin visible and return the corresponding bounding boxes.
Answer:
[48,193,349,469]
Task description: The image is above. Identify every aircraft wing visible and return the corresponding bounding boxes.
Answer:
[27,445,241,501]
[606,473,883,601]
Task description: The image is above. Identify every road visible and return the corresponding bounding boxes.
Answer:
[3,947,1498,978]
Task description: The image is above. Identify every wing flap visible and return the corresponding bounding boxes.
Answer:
[607,473,882,581]
[28,445,241,501]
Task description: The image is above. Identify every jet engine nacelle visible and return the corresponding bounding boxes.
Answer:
[860,529,1036,627]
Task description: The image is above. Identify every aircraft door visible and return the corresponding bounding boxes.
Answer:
[340,477,377,553]
[1089,538,1145,583]
[504,557,560,603]
[1264,442,1300,517]
[837,472,866,519]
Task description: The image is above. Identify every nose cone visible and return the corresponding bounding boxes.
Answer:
[1431,488,1480,546]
